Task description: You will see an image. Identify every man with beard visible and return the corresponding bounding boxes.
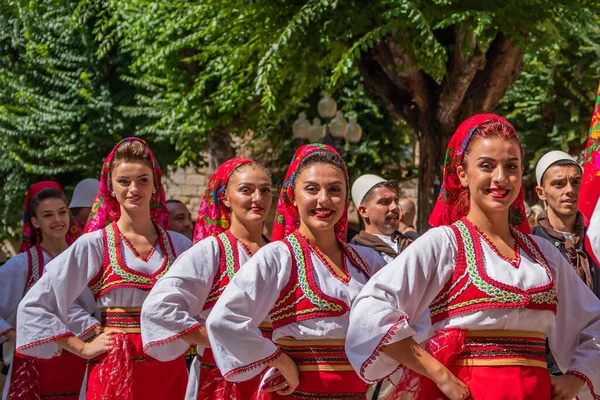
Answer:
[166,199,194,241]
[350,174,413,264]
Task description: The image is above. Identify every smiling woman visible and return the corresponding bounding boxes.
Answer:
[205,144,388,400]
[345,115,600,400]
[16,138,192,400]
[0,182,95,400]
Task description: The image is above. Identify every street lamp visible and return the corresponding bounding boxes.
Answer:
[292,93,362,155]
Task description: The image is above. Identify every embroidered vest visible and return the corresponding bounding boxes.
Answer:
[24,245,45,294]
[268,230,370,329]
[88,222,176,300]
[429,219,558,324]
[202,231,245,311]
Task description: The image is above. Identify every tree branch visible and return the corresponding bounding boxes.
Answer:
[437,26,486,129]
[459,33,523,120]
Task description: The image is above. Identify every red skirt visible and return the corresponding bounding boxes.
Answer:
[8,350,87,399]
[256,337,366,400]
[390,329,552,400]
[86,307,188,400]
[196,322,274,400]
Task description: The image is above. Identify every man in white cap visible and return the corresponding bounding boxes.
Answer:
[533,150,599,376]
[533,150,598,295]
[350,174,412,264]
[69,178,100,229]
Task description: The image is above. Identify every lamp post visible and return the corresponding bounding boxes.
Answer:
[292,93,362,155]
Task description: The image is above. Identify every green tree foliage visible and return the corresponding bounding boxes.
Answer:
[102,0,600,229]
[0,0,177,243]
[501,9,600,170]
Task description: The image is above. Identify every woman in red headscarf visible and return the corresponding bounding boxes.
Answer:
[1,181,96,399]
[206,144,387,400]
[141,158,274,400]
[346,115,600,400]
[15,138,192,399]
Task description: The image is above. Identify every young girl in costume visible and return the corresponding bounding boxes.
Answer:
[1,181,96,399]
[16,138,192,399]
[141,158,273,399]
[346,114,600,400]
[206,144,387,399]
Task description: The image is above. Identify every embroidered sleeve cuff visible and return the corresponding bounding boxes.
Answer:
[16,331,74,360]
[0,327,14,344]
[223,348,282,382]
[565,370,600,400]
[143,323,203,362]
[359,315,414,384]
[78,322,101,341]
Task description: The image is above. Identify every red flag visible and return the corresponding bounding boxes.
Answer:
[579,80,600,265]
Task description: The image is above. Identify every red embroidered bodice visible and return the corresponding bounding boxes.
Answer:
[88,222,176,299]
[24,245,46,293]
[202,231,246,311]
[429,218,558,324]
[268,230,370,329]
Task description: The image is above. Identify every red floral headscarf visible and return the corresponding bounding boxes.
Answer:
[193,158,254,243]
[428,114,530,233]
[84,137,169,233]
[272,143,349,241]
[20,181,80,252]
[580,81,600,224]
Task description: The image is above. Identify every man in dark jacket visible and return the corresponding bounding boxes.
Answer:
[533,151,599,297]
[533,150,600,376]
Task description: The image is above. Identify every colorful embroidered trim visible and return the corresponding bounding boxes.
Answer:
[276,337,354,372]
[100,307,142,333]
[25,245,45,293]
[429,219,558,323]
[143,323,202,354]
[454,330,547,368]
[203,231,241,310]
[359,315,408,384]
[89,222,176,299]
[222,349,282,380]
[565,370,600,400]
[269,231,347,327]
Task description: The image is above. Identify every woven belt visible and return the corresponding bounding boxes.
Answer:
[100,307,142,333]
[454,330,547,368]
[276,337,354,372]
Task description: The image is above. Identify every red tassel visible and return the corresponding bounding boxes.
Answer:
[8,356,41,400]
[387,329,466,400]
[94,333,133,400]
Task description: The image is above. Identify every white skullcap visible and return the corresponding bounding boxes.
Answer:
[535,151,581,186]
[351,174,386,206]
[69,178,100,208]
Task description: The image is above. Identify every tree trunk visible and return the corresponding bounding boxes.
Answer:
[207,126,235,173]
[359,30,523,232]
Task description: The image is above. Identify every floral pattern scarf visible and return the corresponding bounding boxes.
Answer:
[428,114,530,233]
[84,137,169,233]
[20,181,81,252]
[193,158,254,243]
[272,143,349,241]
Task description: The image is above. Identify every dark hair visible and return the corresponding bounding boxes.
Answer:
[29,188,67,219]
[540,160,581,186]
[293,150,347,190]
[361,181,399,205]
[111,140,153,171]
[166,199,185,205]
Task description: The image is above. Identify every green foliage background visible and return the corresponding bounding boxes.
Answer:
[1,0,599,244]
